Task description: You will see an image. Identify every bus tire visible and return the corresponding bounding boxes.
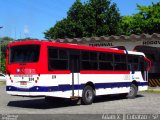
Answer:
[82,85,95,105]
[127,84,138,99]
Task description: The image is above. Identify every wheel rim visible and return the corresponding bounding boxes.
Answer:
[85,89,93,102]
[128,86,135,97]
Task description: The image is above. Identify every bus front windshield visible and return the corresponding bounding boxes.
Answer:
[10,45,40,63]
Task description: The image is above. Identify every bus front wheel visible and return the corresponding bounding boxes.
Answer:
[82,85,95,105]
[127,84,138,99]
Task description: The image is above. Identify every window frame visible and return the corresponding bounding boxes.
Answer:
[48,47,69,71]
[113,53,127,71]
[9,45,40,64]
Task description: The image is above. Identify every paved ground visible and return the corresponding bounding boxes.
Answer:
[0,84,160,115]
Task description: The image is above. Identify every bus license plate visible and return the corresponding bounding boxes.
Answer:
[20,81,27,85]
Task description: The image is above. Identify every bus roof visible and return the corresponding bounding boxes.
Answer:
[8,40,125,54]
[127,51,145,56]
[7,40,144,55]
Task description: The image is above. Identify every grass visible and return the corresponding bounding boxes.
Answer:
[144,89,160,93]
[0,81,6,84]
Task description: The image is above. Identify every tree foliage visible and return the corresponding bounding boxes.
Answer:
[120,2,160,35]
[0,37,13,73]
[44,1,160,39]
[44,0,121,39]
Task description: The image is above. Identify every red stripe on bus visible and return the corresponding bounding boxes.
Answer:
[48,70,71,74]
[8,40,125,54]
[80,70,130,74]
[48,42,125,54]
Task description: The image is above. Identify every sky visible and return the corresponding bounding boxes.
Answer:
[0,0,159,40]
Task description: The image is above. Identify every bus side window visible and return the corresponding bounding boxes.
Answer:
[139,57,144,71]
[81,51,98,70]
[114,54,127,70]
[129,64,135,74]
[48,47,68,70]
[127,55,139,71]
[99,52,113,70]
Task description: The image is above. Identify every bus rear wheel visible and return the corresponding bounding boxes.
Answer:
[127,84,138,99]
[82,85,95,105]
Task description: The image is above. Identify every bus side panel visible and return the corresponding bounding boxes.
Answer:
[31,74,74,98]
[78,71,148,97]
[79,73,130,96]
[131,71,148,91]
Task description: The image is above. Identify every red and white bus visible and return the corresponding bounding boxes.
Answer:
[6,40,151,105]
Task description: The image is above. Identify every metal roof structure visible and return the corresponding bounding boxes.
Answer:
[54,33,160,43]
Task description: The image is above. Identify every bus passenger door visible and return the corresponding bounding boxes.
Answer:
[69,55,80,97]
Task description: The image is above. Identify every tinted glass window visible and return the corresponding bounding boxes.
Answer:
[10,45,40,63]
[81,51,90,60]
[48,48,58,59]
[48,47,68,70]
[114,54,126,62]
[114,54,127,70]
[81,51,98,70]
[99,62,113,70]
[49,60,68,70]
[128,55,140,71]
[81,61,98,70]
[128,55,138,63]
[99,53,113,61]
[115,63,127,70]
[90,52,98,60]
[98,53,113,70]
[59,49,68,59]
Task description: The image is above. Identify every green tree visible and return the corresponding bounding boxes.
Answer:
[44,0,121,39]
[0,37,13,73]
[81,3,96,37]
[138,2,160,34]
[120,2,160,35]
[89,0,121,36]
[44,0,85,39]
[66,0,85,38]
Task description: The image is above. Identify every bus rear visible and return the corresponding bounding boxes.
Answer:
[6,41,46,96]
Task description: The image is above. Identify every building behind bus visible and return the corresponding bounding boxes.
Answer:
[55,33,160,87]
